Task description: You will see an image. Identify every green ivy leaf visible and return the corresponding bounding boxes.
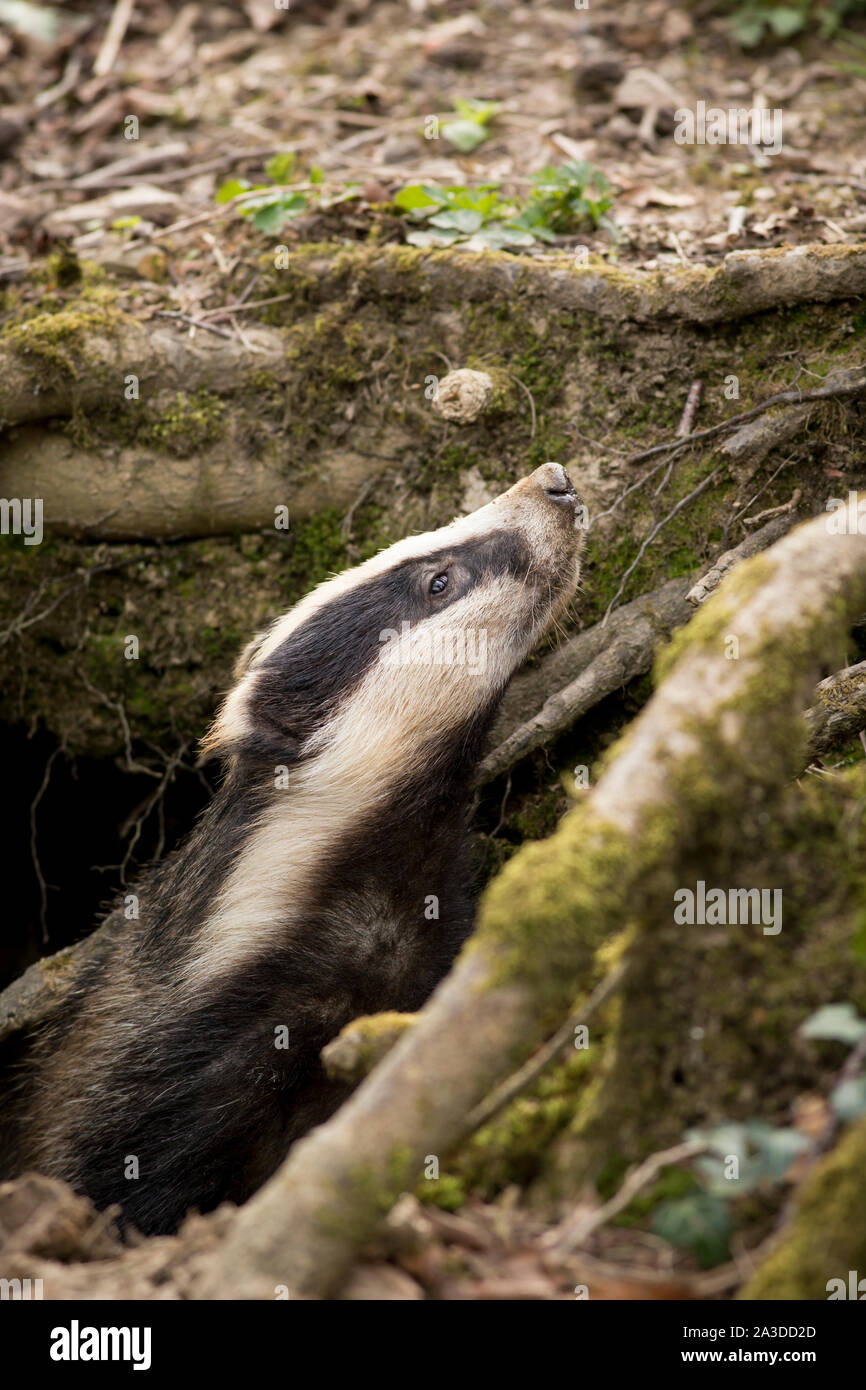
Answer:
[830,1076,866,1121]
[406,227,461,247]
[393,185,443,211]
[800,1003,866,1045]
[243,193,307,232]
[689,1120,808,1193]
[768,7,807,38]
[428,209,483,232]
[441,119,490,152]
[452,98,501,125]
[652,1194,732,1268]
[216,178,253,203]
[497,224,536,246]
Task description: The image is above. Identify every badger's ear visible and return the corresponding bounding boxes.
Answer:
[198,666,307,767]
[232,631,267,680]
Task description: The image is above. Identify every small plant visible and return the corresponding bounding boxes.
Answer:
[394,183,534,250]
[519,161,615,236]
[216,152,358,233]
[441,98,501,153]
[727,0,866,47]
[394,160,615,252]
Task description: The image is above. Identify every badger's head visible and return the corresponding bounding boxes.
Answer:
[203,463,583,788]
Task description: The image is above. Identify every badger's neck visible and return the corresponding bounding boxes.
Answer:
[174,698,499,991]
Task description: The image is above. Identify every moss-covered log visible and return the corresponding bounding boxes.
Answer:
[3,242,866,544]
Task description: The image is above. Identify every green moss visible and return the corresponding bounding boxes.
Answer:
[431,1046,601,1203]
[148,389,226,457]
[323,1011,416,1082]
[653,554,773,684]
[1,285,123,378]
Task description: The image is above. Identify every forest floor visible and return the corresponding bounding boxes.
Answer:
[2,0,866,1300]
[2,0,866,294]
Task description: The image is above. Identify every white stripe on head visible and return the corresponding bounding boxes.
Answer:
[187,464,583,986]
[186,569,532,988]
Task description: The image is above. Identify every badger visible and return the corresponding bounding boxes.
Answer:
[9,463,583,1236]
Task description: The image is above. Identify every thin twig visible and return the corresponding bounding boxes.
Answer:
[505,373,537,441]
[602,468,721,624]
[626,372,866,469]
[30,747,63,944]
[676,379,703,436]
[154,310,234,340]
[0,556,149,648]
[198,292,298,321]
[742,487,802,529]
[118,742,191,882]
[94,0,136,78]
[548,1139,708,1255]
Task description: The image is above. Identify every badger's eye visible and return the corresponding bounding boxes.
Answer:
[429,572,449,596]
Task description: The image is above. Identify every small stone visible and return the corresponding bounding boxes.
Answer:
[426,41,484,70]
[574,59,625,96]
[380,138,419,165]
[340,1262,425,1300]
[433,368,494,423]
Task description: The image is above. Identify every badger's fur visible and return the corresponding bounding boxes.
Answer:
[10,464,583,1235]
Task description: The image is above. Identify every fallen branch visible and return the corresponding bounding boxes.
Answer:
[479,513,811,786]
[0,314,286,429]
[283,242,866,328]
[686,511,800,606]
[805,659,866,756]
[477,580,694,788]
[484,575,696,771]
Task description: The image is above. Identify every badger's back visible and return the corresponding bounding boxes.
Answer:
[19,754,481,1234]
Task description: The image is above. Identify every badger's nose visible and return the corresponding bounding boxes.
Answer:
[534,462,578,509]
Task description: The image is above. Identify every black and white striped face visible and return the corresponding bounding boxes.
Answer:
[185,464,583,985]
[204,463,583,773]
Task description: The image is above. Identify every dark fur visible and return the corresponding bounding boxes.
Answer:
[8,529,550,1235]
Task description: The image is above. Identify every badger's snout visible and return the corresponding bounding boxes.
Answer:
[537,461,580,509]
[506,461,583,520]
